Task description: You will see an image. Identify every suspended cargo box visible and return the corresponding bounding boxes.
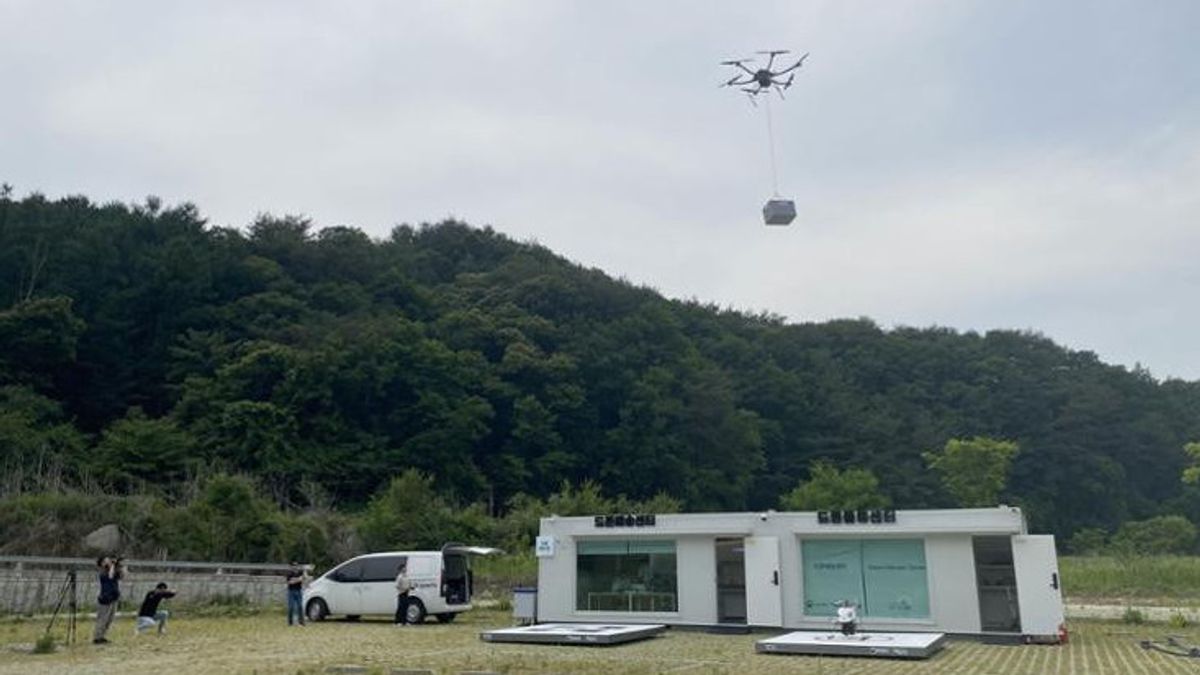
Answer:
[763,199,796,225]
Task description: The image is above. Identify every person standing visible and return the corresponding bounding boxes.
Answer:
[93,556,124,644]
[285,562,309,626]
[135,582,176,635]
[393,562,412,626]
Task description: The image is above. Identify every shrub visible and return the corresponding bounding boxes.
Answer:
[1122,607,1146,624]
[1111,516,1197,555]
[1067,528,1108,556]
[32,634,56,654]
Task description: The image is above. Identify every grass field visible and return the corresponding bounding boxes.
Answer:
[4,609,1200,674]
[1060,556,1200,605]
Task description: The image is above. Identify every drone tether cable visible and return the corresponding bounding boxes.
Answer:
[764,95,780,197]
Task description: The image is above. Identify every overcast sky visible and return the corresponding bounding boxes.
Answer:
[2,1,1198,380]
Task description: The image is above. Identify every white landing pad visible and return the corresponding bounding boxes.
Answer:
[481,623,667,646]
[756,631,948,659]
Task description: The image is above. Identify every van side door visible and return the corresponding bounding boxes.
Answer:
[360,555,406,616]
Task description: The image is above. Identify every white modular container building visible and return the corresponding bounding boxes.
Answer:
[534,507,1065,642]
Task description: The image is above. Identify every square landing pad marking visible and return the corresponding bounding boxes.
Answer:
[481,623,667,646]
[756,631,948,659]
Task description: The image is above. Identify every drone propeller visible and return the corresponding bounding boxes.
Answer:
[721,74,753,87]
[720,58,757,76]
[758,49,789,70]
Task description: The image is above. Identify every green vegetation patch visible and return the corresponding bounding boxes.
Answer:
[1061,555,1200,604]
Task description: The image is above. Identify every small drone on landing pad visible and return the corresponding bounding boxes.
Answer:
[721,50,809,100]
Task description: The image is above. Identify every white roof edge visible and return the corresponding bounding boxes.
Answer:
[542,507,1023,522]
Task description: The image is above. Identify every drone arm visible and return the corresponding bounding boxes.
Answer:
[774,52,809,76]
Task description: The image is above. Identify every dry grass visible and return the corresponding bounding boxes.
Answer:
[3,609,1200,674]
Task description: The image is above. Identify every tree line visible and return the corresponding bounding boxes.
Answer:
[1,191,1198,558]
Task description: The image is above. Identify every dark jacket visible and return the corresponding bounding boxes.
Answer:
[138,589,176,617]
[98,572,121,605]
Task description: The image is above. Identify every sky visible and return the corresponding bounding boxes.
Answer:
[2,0,1198,380]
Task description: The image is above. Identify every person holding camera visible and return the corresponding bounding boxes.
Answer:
[93,556,124,644]
[285,562,309,626]
[135,582,176,636]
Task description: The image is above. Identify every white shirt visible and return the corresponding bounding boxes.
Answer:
[837,606,857,623]
[395,572,412,594]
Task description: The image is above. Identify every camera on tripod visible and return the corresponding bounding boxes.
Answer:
[45,568,79,646]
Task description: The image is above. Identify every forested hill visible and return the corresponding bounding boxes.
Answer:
[1,193,1198,539]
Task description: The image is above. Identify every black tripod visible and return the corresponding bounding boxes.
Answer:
[44,569,78,646]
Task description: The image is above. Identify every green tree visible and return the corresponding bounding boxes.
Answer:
[924,437,1020,507]
[357,469,490,551]
[493,481,682,554]
[778,461,891,511]
[159,474,280,561]
[0,386,86,494]
[0,296,86,387]
[2,193,1200,545]
[91,408,197,493]
[1182,442,1200,484]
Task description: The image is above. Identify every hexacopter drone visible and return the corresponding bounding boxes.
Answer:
[720,50,809,100]
[720,49,809,225]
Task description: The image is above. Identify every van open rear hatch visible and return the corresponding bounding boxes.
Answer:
[441,543,503,605]
[442,544,503,556]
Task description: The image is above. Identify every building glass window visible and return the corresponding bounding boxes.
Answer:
[576,540,677,612]
[802,539,929,619]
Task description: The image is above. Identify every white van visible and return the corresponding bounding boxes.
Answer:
[304,544,500,624]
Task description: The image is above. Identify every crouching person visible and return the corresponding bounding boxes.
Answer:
[136,583,176,635]
[836,599,858,636]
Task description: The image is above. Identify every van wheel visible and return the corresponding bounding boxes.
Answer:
[405,599,427,624]
[435,613,456,624]
[305,599,328,622]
